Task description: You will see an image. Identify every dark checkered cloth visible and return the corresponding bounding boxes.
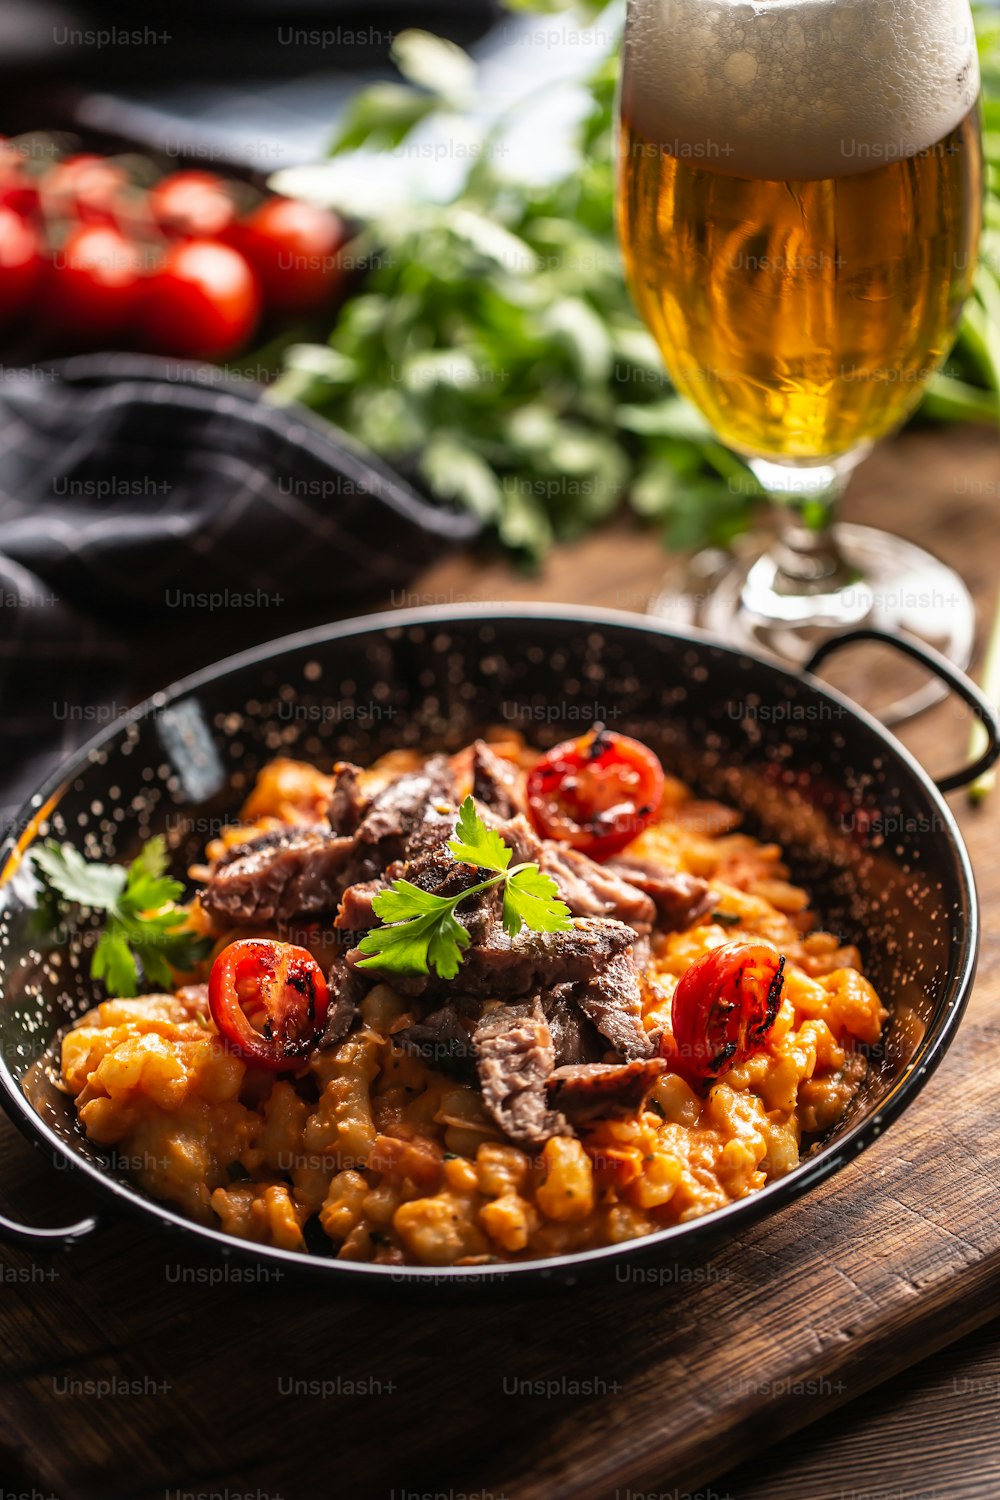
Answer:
[0,354,480,833]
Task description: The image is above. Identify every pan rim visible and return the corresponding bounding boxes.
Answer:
[0,603,978,1280]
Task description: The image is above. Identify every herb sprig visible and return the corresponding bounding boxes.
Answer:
[32,835,212,998]
[266,4,1000,561]
[355,796,571,978]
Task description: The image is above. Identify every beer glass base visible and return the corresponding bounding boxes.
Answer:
[649,522,975,725]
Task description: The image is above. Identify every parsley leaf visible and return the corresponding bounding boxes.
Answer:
[503,866,569,937]
[32,837,212,999]
[91,926,139,999]
[447,796,512,873]
[356,796,571,978]
[356,906,472,980]
[370,878,453,921]
[33,843,127,909]
[120,834,185,913]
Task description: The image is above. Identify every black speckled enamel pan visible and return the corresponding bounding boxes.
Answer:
[0,606,995,1286]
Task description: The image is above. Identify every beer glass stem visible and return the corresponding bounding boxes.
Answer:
[740,454,874,626]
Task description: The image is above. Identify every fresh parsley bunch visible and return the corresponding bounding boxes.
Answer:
[32,835,212,998]
[356,797,571,978]
[265,4,1000,562]
[266,13,762,561]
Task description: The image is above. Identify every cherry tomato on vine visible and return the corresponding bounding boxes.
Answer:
[208,938,330,1071]
[0,148,39,217]
[141,239,260,358]
[48,224,144,339]
[0,207,44,323]
[231,196,346,314]
[526,726,665,860]
[44,154,128,224]
[149,170,237,240]
[668,940,786,1085]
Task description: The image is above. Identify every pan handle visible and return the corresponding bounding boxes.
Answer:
[0,1197,100,1250]
[804,628,1000,794]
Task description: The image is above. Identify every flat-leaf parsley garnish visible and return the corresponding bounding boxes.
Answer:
[32,835,212,998]
[355,796,571,979]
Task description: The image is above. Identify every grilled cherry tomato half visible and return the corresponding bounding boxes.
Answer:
[208,938,329,1071]
[668,940,785,1085]
[526,726,665,860]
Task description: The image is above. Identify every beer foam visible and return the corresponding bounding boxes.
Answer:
[622,0,980,180]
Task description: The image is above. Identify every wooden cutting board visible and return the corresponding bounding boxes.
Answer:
[1,424,999,1500]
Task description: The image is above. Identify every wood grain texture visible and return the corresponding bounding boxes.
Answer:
[721,1313,1000,1500]
[1,423,998,1500]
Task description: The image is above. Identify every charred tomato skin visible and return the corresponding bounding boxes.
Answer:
[668,940,786,1085]
[208,938,330,1071]
[526,726,665,861]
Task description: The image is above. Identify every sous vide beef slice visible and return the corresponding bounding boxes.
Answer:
[201,826,356,925]
[350,916,637,1002]
[541,985,606,1067]
[474,1000,569,1147]
[606,858,714,930]
[471,740,527,818]
[203,760,459,927]
[396,1006,478,1083]
[539,844,655,934]
[338,756,458,878]
[546,1058,667,1123]
[573,951,655,1060]
[334,878,385,933]
[327,761,369,834]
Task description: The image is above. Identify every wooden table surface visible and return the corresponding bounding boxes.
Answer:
[2,423,999,1500]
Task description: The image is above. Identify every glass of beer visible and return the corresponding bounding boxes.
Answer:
[618,0,983,719]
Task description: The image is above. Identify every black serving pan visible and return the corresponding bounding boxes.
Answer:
[0,606,995,1286]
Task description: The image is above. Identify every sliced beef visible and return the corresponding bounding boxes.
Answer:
[397,1006,478,1083]
[540,845,656,935]
[351,907,656,1067]
[471,740,527,818]
[203,760,460,928]
[351,916,637,1003]
[391,840,488,904]
[546,1058,667,1123]
[335,878,385,934]
[337,788,655,940]
[328,761,368,835]
[471,804,656,937]
[202,826,355,926]
[322,956,367,1047]
[541,984,606,1067]
[360,756,457,866]
[473,1000,569,1147]
[574,951,654,1060]
[607,859,714,931]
